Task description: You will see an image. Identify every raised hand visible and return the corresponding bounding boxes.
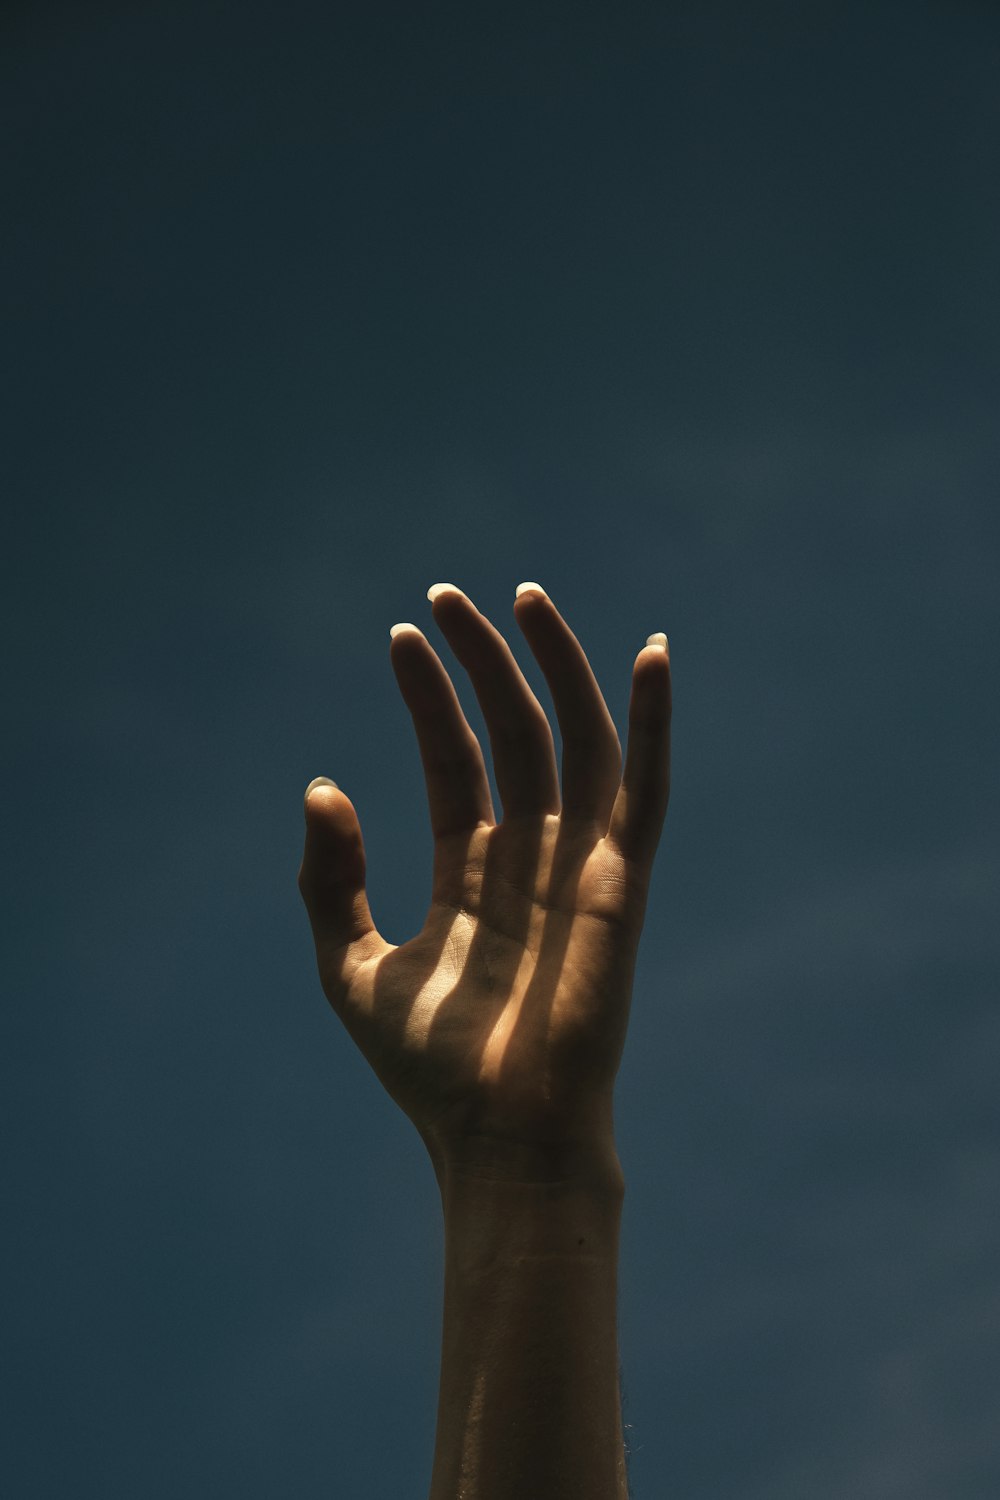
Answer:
[297,582,671,1180]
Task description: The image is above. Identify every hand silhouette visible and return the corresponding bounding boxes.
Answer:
[298,583,671,1176]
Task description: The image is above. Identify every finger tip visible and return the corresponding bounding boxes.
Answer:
[514,581,547,601]
[638,634,670,667]
[304,776,340,808]
[635,639,671,685]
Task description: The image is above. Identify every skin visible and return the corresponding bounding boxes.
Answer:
[298,582,671,1498]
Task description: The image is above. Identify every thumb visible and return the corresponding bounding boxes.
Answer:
[297,778,383,989]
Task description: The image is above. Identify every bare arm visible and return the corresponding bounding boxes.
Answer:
[298,581,671,1499]
[429,1148,627,1500]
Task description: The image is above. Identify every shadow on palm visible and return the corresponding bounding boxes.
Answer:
[358,811,648,1161]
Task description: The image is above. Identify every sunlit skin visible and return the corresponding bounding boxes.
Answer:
[298,582,671,1180]
[297,581,671,1500]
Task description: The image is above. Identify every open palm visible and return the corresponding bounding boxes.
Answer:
[298,583,671,1168]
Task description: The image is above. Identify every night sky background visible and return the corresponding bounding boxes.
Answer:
[4,2,999,1496]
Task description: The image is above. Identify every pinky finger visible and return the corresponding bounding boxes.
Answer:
[606,636,672,872]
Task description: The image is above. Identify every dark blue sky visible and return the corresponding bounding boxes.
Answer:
[4,2,999,1496]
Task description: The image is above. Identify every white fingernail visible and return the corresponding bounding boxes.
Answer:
[515,581,547,598]
[427,583,464,602]
[646,632,669,650]
[305,776,339,798]
[390,622,423,638]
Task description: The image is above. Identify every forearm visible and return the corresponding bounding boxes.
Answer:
[427,1137,628,1500]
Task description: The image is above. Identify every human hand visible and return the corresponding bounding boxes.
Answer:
[298,583,671,1180]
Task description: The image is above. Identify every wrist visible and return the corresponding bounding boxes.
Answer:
[426,1127,625,1201]
[420,1086,624,1194]
[431,1133,624,1279]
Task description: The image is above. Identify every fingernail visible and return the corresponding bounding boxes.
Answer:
[305,776,339,799]
[389,622,423,639]
[427,583,464,602]
[645,632,669,651]
[515,581,547,598]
